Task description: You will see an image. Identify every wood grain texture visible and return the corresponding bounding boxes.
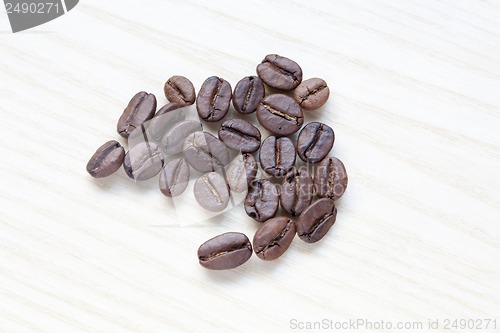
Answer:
[1,0,499,332]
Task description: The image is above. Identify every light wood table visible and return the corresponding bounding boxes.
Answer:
[1,1,499,332]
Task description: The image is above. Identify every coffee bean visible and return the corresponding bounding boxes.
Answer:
[160,120,203,156]
[218,119,261,153]
[128,104,186,145]
[296,122,334,163]
[117,91,157,139]
[280,168,313,216]
[145,104,186,141]
[123,141,164,181]
[244,179,279,222]
[259,136,296,177]
[253,217,296,261]
[297,198,337,243]
[257,94,304,136]
[164,76,196,106]
[196,76,232,122]
[198,232,252,270]
[194,172,230,212]
[86,140,125,178]
[256,54,303,90]
[155,102,183,117]
[293,78,330,110]
[314,156,348,200]
[183,132,230,172]
[232,76,265,114]
[159,158,190,197]
[225,153,258,193]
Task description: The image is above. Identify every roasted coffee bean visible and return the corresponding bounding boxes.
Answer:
[155,102,183,117]
[164,76,196,106]
[244,179,279,222]
[225,153,258,193]
[296,122,334,163]
[256,54,303,90]
[297,198,337,243]
[198,232,252,270]
[194,172,230,212]
[259,136,296,177]
[196,76,232,122]
[314,156,348,200]
[253,217,296,260]
[128,105,186,145]
[123,141,164,181]
[86,140,125,178]
[183,132,230,172]
[293,78,330,110]
[280,168,313,216]
[232,76,265,114]
[257,94,304,136]
[218,119,261,153]
[146,104,186,141]
[159,158,190,197]
[117,91,157,139]
[161,120,203,156]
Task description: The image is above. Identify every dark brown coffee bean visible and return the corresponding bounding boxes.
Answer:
[257,94,304,136]
[164,76,196,106]
[259,136,296,177]
[232,76,265,114]
[198,232,252,270]
[117,92,157,139]
[183,132,230,172]
[297,198,337,243]
[123,141,164,181]
[280,168,313,216]
[314,156,348,200]
[161,120,203,156]
[296,122,334,163]
[86,140,125,178]
[253,217,296,260]
[218,119,261,153]
[244,179,279,222]
[256,54,303,90]
[155,102,183,117]
[159,158,190,197]
[225,153,258,193]
[293,78,330,110]
[194,172,230,212]
[196,76,232,122]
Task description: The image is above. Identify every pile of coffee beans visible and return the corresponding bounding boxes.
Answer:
[86,54,348,270]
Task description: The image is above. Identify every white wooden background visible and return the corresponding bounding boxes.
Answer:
[1,1,499,332]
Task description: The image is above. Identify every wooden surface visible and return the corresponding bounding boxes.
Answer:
[1,1,499,332]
